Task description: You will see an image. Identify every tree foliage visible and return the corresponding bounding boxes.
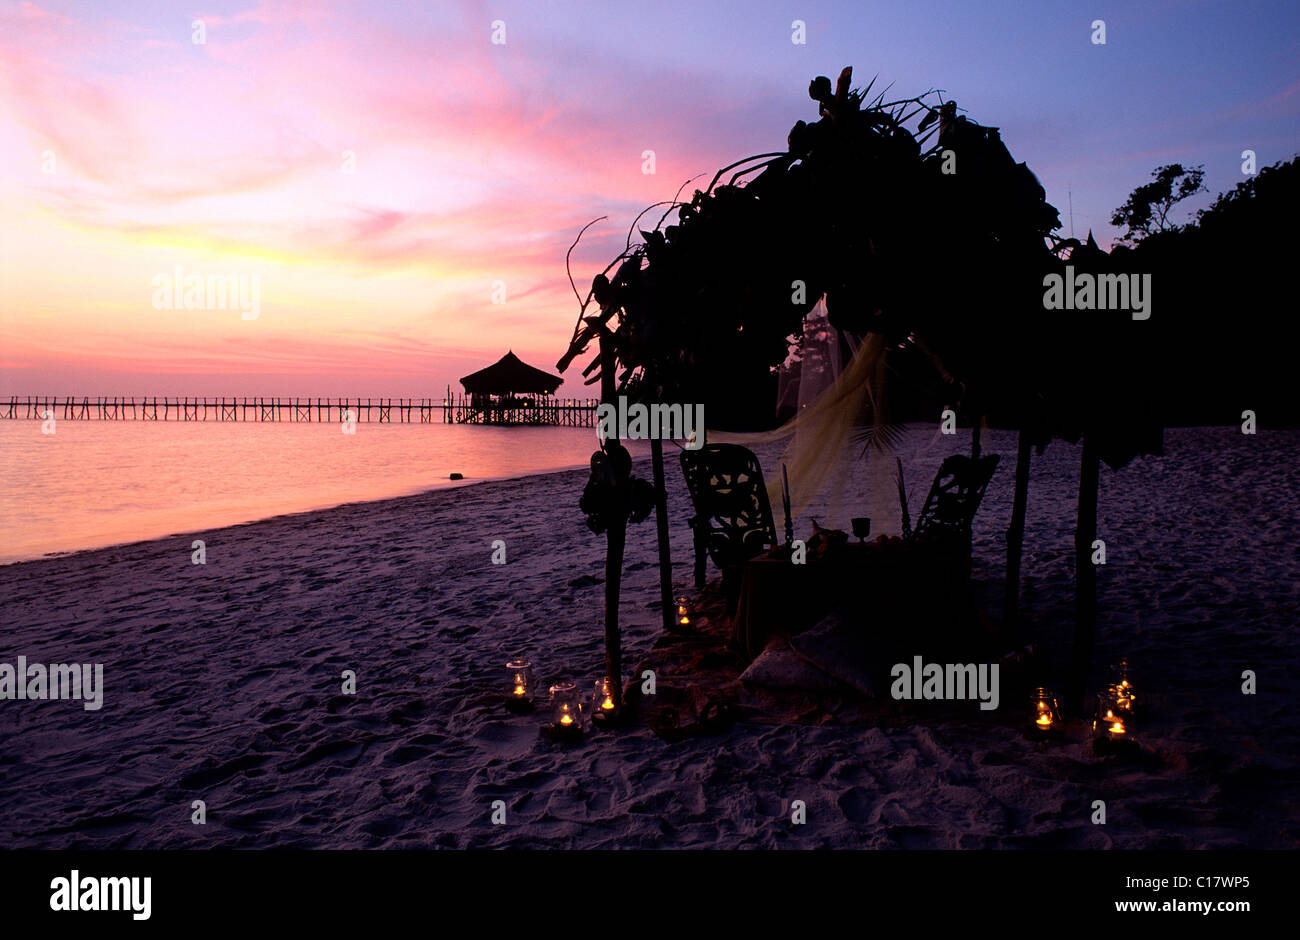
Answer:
[1109,163,1206,244]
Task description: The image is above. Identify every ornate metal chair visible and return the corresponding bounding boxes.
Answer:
[680,444,778,599]
[903,453,1000,566]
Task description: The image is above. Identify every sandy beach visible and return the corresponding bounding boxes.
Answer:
[1,427,1297,849]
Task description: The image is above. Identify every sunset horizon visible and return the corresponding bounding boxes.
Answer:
[3,0,1296,397]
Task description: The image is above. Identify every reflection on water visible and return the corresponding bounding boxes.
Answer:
[0,422,638,563]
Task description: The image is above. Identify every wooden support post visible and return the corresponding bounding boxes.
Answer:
[1005,429,1032,632]
[599,332,625,711]
[650,436,675,635]
[1068,436,1100,715]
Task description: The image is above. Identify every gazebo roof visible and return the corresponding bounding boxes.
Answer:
[460,351,563,395]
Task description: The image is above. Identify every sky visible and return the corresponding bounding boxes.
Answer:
[1,0,1297,397]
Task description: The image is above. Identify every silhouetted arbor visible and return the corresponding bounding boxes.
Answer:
[560,68,1162,717]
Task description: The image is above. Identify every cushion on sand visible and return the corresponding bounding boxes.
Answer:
[788,612,887,697]
[739,645,846,691]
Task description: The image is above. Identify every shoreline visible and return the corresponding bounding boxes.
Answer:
[0,457,613,569]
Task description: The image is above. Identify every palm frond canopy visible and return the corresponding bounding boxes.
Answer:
[559,67,1162,467]
[460,351,563,396]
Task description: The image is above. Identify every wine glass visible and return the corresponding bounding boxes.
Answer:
[851,517,871,543]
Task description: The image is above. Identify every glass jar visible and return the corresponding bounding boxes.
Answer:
[1108,660,1135,713]
[675,595,692,629]
[1093,684,1130,739]
[548,679,583,740]
[593,677,616,714]
[505,658,535,713]
[1029,687,1062,735]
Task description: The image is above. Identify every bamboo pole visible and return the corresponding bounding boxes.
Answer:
[1068,436,1100,715]
[644,363,676,635]
[649,436,675,635]
[1004,429,1032,632]
[599,332,625,712]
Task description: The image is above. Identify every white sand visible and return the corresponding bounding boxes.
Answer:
[1,428,1296,848]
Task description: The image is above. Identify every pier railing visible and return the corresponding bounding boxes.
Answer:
[442,394,598,427]
[0,396,599,427]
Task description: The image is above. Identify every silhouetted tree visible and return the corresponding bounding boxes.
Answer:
[1126,155,1298,426]
[1110,163,1206,244]
[1194,156,1297,232]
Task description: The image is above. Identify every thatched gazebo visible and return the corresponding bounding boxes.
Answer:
[455,351,564,425]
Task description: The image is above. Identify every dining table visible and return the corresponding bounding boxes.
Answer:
[730,536,968,660]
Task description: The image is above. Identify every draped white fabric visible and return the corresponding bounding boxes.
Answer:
[712,298,905,537]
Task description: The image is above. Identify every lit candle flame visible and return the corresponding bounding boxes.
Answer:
[1036,714,1052,728]
[1109,721,1126,735]
[601,696,615,710]
[560,713,573,726]
[513,684,525,696]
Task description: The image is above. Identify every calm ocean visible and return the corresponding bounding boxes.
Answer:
[0,421,635,563]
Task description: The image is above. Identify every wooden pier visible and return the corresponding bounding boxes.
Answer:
[441,392,597,427]
[0,395,598,427]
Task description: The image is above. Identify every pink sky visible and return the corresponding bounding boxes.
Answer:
[0,0,762,396]
[2,0,1295,397]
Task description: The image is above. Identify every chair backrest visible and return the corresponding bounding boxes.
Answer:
[910,453,1000,541]
[680,443,778,567]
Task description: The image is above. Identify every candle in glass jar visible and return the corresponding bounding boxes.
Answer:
[548,679,583,740]
[1093,685,1138,754]
[591,676,619,728]
[505,658,535,712]
[1101,704,1127,735]
[675,595,692,628]
[1109,661,1136,710]
[1028,687,1062,737]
